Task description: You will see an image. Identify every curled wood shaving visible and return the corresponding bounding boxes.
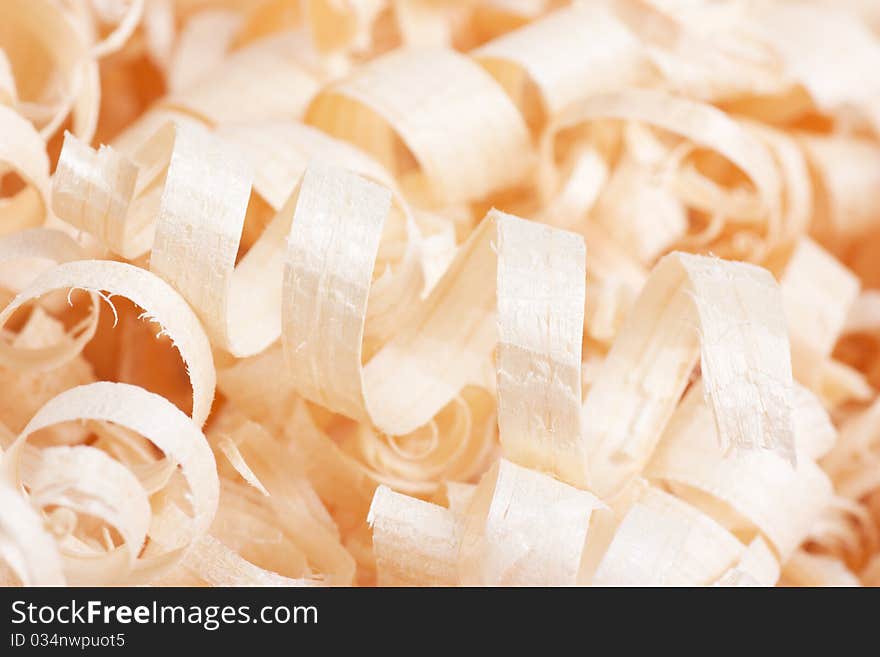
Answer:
[0,260,215,426]
[3,382,218,584]
[475,1,647,131]
[582,251,796,497]
[284,166,540,437]
[305,48,533,206]
[1,0,100,141]
[2,0,880,587]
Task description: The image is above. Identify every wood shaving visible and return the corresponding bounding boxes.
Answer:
[2,0,880,586]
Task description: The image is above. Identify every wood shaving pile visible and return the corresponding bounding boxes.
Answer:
[2,0,880,587]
